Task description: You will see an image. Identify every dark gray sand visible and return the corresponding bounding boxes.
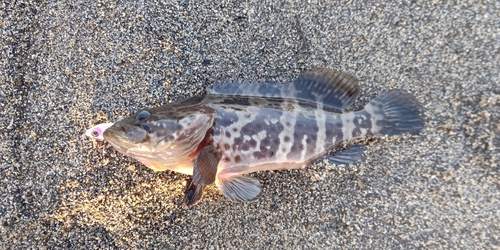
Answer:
[1,1,499,248]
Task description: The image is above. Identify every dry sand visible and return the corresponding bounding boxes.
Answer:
[1,0,499,248]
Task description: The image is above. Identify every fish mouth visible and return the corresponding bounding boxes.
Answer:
[103,121,199,155]
[103,123,151,153]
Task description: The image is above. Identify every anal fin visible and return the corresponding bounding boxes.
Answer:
[326,144,364,165]
[216,175,261,202]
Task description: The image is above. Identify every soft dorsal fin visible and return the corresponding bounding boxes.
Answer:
[207,68,359,110]
[293,68,359,110]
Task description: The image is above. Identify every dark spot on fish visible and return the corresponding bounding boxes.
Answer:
[241,143,249,151]
[285,122,291,127]
[281,147,287,153]
[326,121,343,144]
[217,111,239,127]
[269,125,278,134]
[345,119,350,123]
[223,157,230,162]
[266,151,275,157]
[241,126,249,135]
[305,134,317,156]
[225,131,231,138]
[233,137,243,151]
[233,127,238,132]
[310,134,317,142]
[166,135,176,142]
[224,143,230,150]
[326,129,333,139]
[234,137,243,145]
[234,155,242,163]
[272,138,280,146]
[261,137,271,147]
[287,131,304,160]
[284,136,290,142]
[352,128,362,137]
[249,139,257,148]
[253,152,266,160]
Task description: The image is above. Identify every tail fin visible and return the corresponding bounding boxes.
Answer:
[366,90,424,136]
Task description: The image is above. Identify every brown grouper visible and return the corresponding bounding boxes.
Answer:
[102,68,424,205]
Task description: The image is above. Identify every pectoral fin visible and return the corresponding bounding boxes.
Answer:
[326,144,364,165]
[183,176,203,206]
[183,145,220,206]
[216,174,261,202]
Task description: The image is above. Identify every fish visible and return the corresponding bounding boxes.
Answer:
[85,122,114,141]
[102,68,424,206]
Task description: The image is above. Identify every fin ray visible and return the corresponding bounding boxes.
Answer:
[326,144,364,165]
[208,68,359,110]
[366,90,424,136]
[183,177,205,206]
[183,145,220,206]
[192,145,220,185]
[216,175,261,202]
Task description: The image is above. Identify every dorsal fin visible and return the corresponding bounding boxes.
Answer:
[293,68,359,110]
[207,68,359,110]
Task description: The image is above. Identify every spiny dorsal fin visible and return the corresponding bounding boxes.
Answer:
[207,68,359,110]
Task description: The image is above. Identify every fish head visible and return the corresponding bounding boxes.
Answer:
[103,104,215,168]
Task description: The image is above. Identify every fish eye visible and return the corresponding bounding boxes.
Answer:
[136,110,150,121]
[91,130,99,137]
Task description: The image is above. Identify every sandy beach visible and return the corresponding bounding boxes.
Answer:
[1,1,498,248]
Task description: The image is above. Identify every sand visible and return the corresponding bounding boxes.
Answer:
[1,0,498,248]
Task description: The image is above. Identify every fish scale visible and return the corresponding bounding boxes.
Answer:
[100,68,424,206]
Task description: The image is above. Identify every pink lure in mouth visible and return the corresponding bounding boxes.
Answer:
[85,122,114,141]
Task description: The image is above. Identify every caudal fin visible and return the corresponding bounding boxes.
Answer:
[366,90,424,136]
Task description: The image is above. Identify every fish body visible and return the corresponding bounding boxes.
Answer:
[103,68,424,205]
